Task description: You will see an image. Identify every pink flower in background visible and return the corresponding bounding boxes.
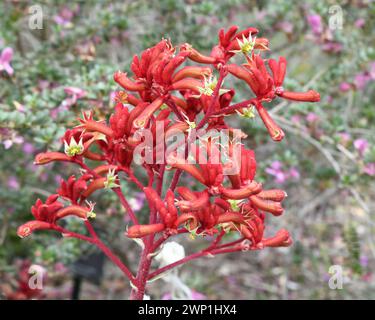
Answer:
[2,133,24,150]
[369,62,375,80]
[338,132,351,145]
[339,82,351,92]
[266,161,300,184]
[353,138,369,157]
[276,21,294,34]
[0,47,14,75]
[265,161,287,184]
[191,290,207,300]
[307,14,323,35]
[289,167,300,180]
[354,72,371,90]
[321,41,343,53]
[306,112,319,123]
[364,163,375,176]
[22,142,35,155]
[128,193,146,212]
[7,176,20,190]
[54,7,78,27]
[64,86,86,100]
[57,87,87,111]
[291,115,302,125]
[355,18,365,28]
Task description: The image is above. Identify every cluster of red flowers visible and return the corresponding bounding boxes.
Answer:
[18,26,319,298]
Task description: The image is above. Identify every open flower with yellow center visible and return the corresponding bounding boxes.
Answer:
[231,34,257,56]
[236,106,256,118]
[64,137,84,157]
[104,168,120,189]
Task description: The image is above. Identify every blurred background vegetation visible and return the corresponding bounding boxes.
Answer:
[0,0,374,299]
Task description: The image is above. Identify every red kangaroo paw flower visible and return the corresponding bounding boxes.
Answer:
[126,223,165,238]
[82,177,106,198]
[113,71,145,91]
[175,213,199,230]
[220,181,262,199]
[170,78,202,93]
[176,191,209,212]
[34,152,74,165]
[181,43,217,64]
[217,212,245,224]
[54,205,91,220]
[167,160,206,185]
[17,221,54,238]
[260,229,292,248]
[257,189,287,202]
[133,97,164,129]
[268,56,287,87]
[93,165,118,176]
[278,90,320,102]
[172,66,212,82]
[255,102,285,141]
[249,195,284,216]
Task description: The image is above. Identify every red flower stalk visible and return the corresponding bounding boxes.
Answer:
[18,26,320,300]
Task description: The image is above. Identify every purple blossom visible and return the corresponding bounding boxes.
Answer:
[360,255,368,268]
[0,47,14,75]
[129,192,145,211]
[22,142,35,155]
[7,176,20,190]
[307,14,323,35]
[353,138,369,157]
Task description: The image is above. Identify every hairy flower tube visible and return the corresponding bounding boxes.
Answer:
[18,25,320,300]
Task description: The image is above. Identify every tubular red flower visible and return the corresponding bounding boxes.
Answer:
[126,223,165,238]
[133,97,164,129]
[249,195,284,216]
[260,229,292,248]
[17,221,54,238]
[181,43,217,64]
[255,102,285,141]
[34,152,74,165]
[172,66,212,82]
[257,189,287,202]
[278,90,321,102]
[114,71,145,91]
[54,205,90,220]
[220,181,262,199]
